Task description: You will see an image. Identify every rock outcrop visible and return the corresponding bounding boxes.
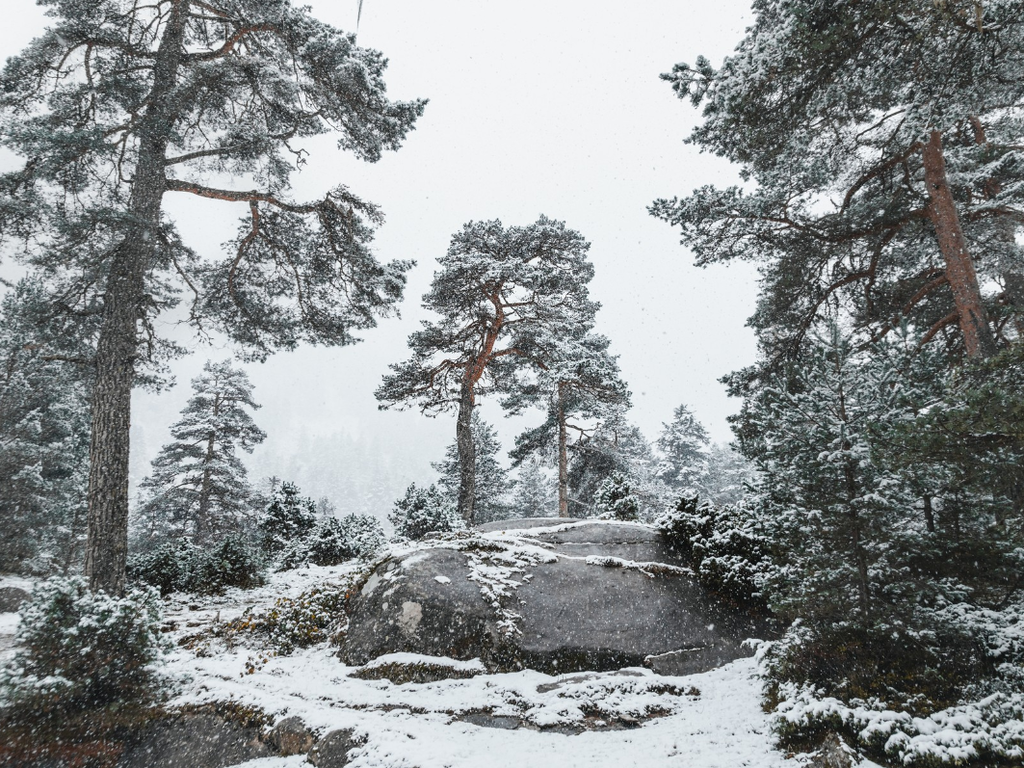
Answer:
[344,519,768,674]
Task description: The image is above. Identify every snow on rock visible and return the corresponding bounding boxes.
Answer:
[345,521,769,674]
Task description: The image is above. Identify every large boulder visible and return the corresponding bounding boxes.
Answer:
[344,519,768,674]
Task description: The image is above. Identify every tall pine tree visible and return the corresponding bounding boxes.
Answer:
[0,0,424,593]
[376,216,596,524]
[653,0,1024,361]
[134,360,265,547]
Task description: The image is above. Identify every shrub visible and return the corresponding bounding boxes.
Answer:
[0,577,166,720]
[307,514,386,566]
[190,535,265,593]
[128,535,264,595]
[389,483,464,540]
[656,494,773,609]
[594,473,640,521]
[259,481,317,554]
[228,584,350,655]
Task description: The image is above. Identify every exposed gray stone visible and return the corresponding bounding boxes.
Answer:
[458,713,521,730]
[117,713,269,768]
[645,640,752,677]
[268,715,314,757]
[0,586,30,613]
[309,728,357,768]
[345,547,508,667]
[810,733,855,768]
[344,520,770,674]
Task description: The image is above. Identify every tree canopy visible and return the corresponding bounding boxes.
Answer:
[0,0,424,592]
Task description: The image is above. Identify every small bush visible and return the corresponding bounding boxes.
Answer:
[190,535,265,592]
[307,514,386,566]
[128,535,264,595]
[389,483,464,540]
[259,481,317,555]
[656,494,773,609]
[594,473,640,521]
[228,585,350,655]
[0,577,166,720]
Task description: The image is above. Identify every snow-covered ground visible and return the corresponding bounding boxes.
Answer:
[152,561,797,768]
[0,562,880,768]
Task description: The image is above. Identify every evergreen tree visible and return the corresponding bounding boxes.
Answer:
[377,217,596,524]
[510,455,557,519]
[389,483,463,541]
[565,409,666,518]
[434,413,513,524]
[507,332,630,517]
[594,473,640,522]
[656,404,710,492]
[0,278,93,573]
[701,442,756,507]
[134,360,266,547]
[258,480,318,556]
[0,0,424,593]
[653,0,1024,361]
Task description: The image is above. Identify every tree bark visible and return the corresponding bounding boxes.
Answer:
[921,129,997,359]
[85,1,187,594]
[557,383,569,517]
[456,379,476,525]
[196,392,221,541]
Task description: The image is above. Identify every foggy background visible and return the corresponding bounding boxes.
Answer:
[0,0,760,516]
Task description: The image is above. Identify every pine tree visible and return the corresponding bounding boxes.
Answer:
[652,1,1024,361]
[656,404,710,493]
[0,0,424,593]
[510,455,557,519]
[433,413,513,524]
[376,217,596,524]
[258,480,318,555]
[134,360,266,547]
[389,483,463,541]
[507,332,630,517]
[0,279,93,573]
[565,409,666,518]
[594,473,640,522]
[701,443,756,507]
[732,326,913,624]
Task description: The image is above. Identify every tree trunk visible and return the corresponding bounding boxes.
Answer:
[456,379,476,525]
[921,129,997,359]
[84,2,187,594]
[196,393,221,541]
[923,495,935,534]
[557,384,569,517]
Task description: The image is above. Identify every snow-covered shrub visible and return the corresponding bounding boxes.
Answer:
[127,540,190,595]
[657,494,772,609]
[764,630,1024,767]
[188,535,265,593]
[0,577,166,719]
[258,480,317,554]
[307,513,386,565]
[389,483,464,540]
[594,473,640,521]
[128,535,264,595]
[230,584,350,655]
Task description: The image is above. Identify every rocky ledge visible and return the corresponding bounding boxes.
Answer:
[343,518,769,675]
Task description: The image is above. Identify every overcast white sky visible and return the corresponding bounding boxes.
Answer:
[1,0,761,504]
